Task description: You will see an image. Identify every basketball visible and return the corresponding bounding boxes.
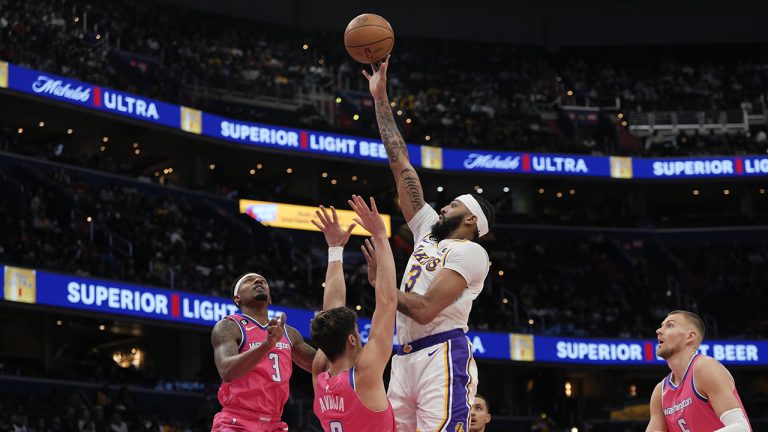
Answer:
[344,14,394,64]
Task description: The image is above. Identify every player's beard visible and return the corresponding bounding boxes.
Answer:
[431,214,463,241]
[657,342,675,360]
[254,293,269,301]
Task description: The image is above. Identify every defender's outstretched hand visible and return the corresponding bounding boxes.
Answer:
[348,195,387,238]
[361,238,378,287]
[311,205,356,247]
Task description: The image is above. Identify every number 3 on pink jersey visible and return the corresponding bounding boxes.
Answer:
[677,419,691,432]
[403,264,422,293]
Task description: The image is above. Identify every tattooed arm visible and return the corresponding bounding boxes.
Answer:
[363,56,426,222]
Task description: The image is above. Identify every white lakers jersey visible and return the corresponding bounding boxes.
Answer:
[396,206,490,344]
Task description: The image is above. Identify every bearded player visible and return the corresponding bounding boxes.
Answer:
[364,56,494,432]
[210,273,317,431]
[646,310,752,432]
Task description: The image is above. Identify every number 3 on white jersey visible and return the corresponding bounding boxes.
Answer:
[677,419,691,432]
[268,352,281,382]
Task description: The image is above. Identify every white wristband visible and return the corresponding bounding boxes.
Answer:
[328,246,344,262]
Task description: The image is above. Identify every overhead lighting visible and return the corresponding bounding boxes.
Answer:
[154,171,160,177]
[321,172,328,178]
[302,43,309,50]
[38,121,45,127]
[498,270,504,276]
[353,114,360,121]
[760,188,766,194]
[692,190,700,196]
[335,97,342,103]
[396,110,403,116]
[132,142,139,148]
[476,188,484,194]
[503,187,510,192]
[355,305,362,311]
[556,192,563,198]
[436,186,444,192]
[102,136,109,143]
[528,319,534,325]
[257,163,263,169]
[99,324,106,331]
[565,381,572,397]
[406,118,412,124]
[56,320,62,326]
[95,34,101,40]
[425,135,431,141]
[502,298,509,304]
[723,189,730,195]
[331,179,337,185]
[569,189,575,195]
[67,128,73,134]
[286,168,293,174]
[617,113,624,119]
[621,121,628,127]
[249,169,256,175]
[99,145,106,152]
[134,149,140,155]
[209,164,216,170]
[351,176,358,181]
[567,90,574,96]
[86,216,92,222]
[390,101,396,108]
[17,128,23,134]
[538,188,545,194]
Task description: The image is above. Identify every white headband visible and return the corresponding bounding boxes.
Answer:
[233,273,262,297]
[455,194,489,237]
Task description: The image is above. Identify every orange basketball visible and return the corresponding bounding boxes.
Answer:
[344,14,394,64]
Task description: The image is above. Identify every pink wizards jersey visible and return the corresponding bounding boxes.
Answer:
[313,368,396,432]
[662,354,751,432]
[217,313,293,421]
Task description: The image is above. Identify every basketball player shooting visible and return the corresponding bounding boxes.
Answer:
[364,55,495,432]
[210,273,317,432]
[309,197,397,431]
[646,310,752,432]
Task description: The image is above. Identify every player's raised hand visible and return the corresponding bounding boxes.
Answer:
[311,205,356,247]
[361,238,378,287]
[362,55,390,99]
[265,313,286,347]
[348,195,387,238]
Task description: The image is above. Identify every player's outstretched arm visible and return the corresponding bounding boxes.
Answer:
[348,195,396,411]
[363,56,426,222]
[646,381,668,432]
[694,357,751,431]
[311,205,356,310]
[212,314,286,382]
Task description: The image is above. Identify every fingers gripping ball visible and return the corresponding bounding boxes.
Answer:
[344,13,394,64]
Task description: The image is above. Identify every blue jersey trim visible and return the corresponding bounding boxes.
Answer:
[241,313,269,329]
[225,315,247,352]
[349,367,356,390]
[691,365,709,402]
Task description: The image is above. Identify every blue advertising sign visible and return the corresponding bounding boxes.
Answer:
[6,64,180,129]
[532,335,766,366]
[633,156,768,179]
[3,60,768,180]
[3,265,767,364]
[441,149,612,177]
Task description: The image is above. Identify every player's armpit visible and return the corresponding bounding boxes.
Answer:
[646,381,668,432]
[287,325,316,373]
